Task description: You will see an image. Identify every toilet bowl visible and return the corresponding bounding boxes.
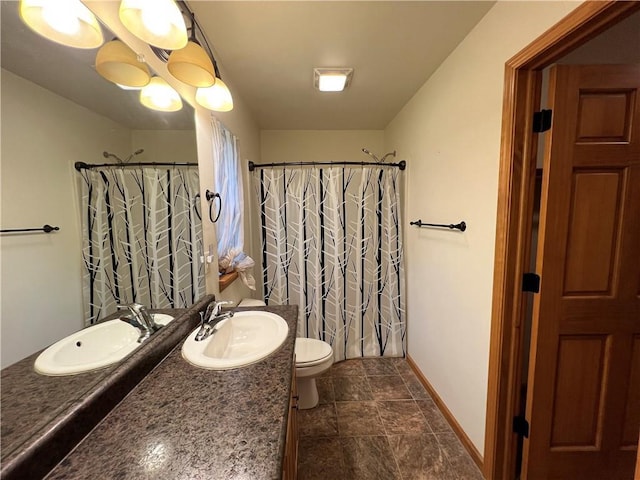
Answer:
[295,338,334,409]
[237,299,333,409]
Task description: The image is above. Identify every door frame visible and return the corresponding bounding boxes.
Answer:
[483,2,640,479]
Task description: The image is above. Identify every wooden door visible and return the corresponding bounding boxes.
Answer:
[523,64,640,480]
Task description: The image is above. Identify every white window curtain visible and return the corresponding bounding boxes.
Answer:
[210,116,255,289]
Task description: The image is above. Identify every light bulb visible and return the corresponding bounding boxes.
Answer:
[141,8,171,37]
[19,0,103,49]
[119,0,187,50]
[196,78,233,112]
[318,74,347,92]
[41,3,80,35]
[140,77,183,112]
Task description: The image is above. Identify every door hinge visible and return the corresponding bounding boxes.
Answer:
[533,109,552,133]
[513,415,530,438]
[522,273,540,293]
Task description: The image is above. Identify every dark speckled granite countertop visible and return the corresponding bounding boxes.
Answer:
[1,296,214,480]
[44,305,298,480]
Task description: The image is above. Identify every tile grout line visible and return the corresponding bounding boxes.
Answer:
[334,397,348,476]
[371,381,405,480]
[303,359,477,480]
[434,431,463,480]
[339,362,403,478]
[394,361,462,480]
[401,364,462,479]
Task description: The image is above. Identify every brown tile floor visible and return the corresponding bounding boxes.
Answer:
[296,358,484,480]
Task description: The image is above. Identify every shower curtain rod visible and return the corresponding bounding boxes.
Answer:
[74,161,198,171]
[248,160,406,171]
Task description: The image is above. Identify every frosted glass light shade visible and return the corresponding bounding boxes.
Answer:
[313,68,354,92]
[140,77,183,112]
[195,78,233,112]
[119,0,188,50]
[96,40,151,88]
[20,0,103,49]
[319,74,347,92]
[117,84,144,91]
[168,41,215,87]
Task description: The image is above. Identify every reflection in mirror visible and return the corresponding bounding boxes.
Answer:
[0,1,197,369]
[1,1,202,473]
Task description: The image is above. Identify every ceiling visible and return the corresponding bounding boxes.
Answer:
[190,1,495,130]
[0,1,194,130]
[1,1,495,131]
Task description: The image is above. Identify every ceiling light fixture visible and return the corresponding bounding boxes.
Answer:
[116,84,144,91]
[140,76,183,112]
[167,14,215,88]
[196,77,233,112]
[149,1,234,112]
[314,68,353,92]
[95,39,151,88]
[119,0,188,50]
[19,0,104,49]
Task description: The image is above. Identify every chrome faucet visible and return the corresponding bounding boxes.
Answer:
[118,303,160,343]
[195,301,234,342]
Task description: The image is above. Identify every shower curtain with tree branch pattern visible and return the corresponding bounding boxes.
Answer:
[79,166,204,325]
[255,165,406,360]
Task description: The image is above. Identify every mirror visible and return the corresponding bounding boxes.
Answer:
[0,1,196,366]
[0,0,197,467]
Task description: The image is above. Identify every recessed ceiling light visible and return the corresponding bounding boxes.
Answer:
[314,68,353,92]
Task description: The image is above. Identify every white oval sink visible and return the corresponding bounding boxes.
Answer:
[181,311,288,370]
[34,313,174,376]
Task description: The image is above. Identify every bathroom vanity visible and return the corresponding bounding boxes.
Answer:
[39,305,298,480]
[0,296,214,480]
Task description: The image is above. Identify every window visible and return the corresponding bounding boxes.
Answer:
[210,117,255,289]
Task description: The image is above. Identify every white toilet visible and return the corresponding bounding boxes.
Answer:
[295,337,334,409]
[237,298,334,409]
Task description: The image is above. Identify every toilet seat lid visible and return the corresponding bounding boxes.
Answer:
[295,338,333,365]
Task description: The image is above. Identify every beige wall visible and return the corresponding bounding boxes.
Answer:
[384,1,580,453]
[0,69,131,368]
[260,130,385,165]
[131,130,197,164]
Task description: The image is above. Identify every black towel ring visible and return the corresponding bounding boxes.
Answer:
[205,190,222,223]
